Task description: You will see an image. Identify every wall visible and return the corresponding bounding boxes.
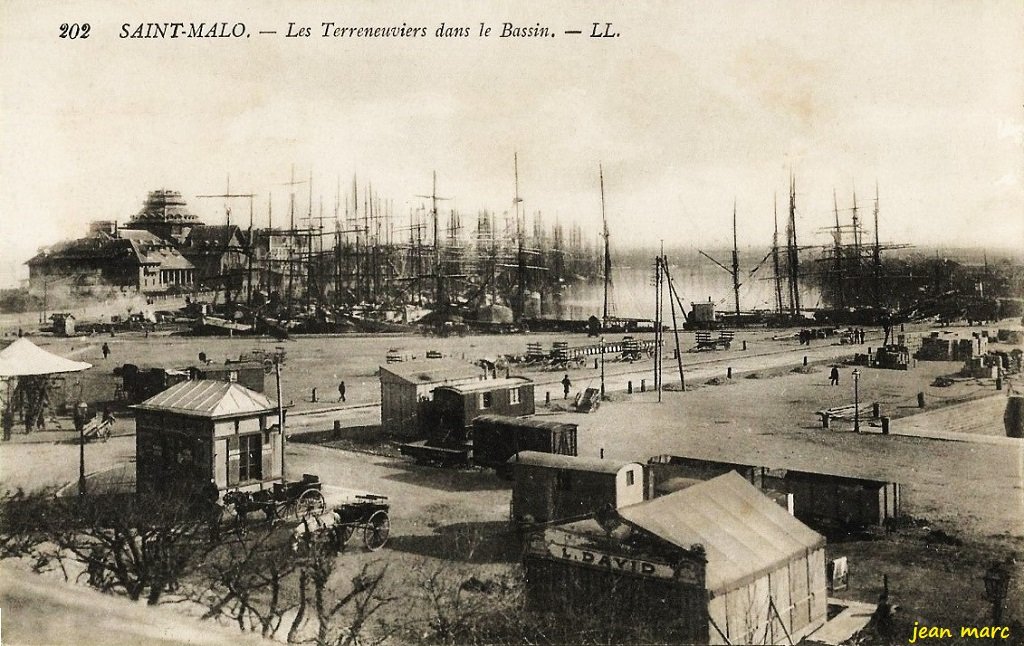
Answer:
[212,413,282,492]
[707,548,827,645]
[135,411,213,495]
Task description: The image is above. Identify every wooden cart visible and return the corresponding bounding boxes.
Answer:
[333,494,391,551]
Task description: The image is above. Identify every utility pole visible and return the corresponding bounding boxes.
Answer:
[664,260,686,390]
[600,164,612,328]
[657,242,665,403]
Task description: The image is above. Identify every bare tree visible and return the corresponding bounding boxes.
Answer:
[0,488,215,605]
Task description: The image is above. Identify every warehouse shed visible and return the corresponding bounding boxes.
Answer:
[524,472,827,645]
[378,359,485,437]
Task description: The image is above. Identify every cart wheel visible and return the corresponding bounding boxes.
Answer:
[297,489,326,519]
[363,510,390,551]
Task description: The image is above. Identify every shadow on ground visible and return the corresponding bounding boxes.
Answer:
[386,520,519,563]
[381,462,511,493]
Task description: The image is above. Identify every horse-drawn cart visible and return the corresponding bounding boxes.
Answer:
[333,494,391,551]
[223,473,327,526]
[224,475,391,553]
[291,493,391,553]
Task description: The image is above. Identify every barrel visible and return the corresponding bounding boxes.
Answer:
[1005,395,1024,438]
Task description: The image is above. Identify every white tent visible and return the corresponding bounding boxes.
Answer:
[0,338,92,377]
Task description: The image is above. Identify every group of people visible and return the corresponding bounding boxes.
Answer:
[799,327,869,345]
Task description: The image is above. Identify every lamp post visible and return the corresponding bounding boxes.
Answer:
[73,401,88,497]
[983,560,1012,624]
[852,369,861,433]
[600,337,606,399]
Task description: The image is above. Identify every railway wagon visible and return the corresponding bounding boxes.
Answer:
[401,377,535,465]
[508,452,649,531]
[471,414,577,471]
[764,470,902,530]
[420,377,535,445]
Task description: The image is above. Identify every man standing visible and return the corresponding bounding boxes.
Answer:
[829,366,840,386]
[338,381,346,403]
[561,374,572,399]
[101,342,110,360]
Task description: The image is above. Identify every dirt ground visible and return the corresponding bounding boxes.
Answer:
[5,322,894,413]
[2,320,1022,641]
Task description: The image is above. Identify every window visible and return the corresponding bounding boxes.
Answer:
[238,434,262,482]
[626,469,635,486]
[479,392,492,409]
[509,388,520,405]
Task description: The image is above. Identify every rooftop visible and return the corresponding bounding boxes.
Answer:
[133,380,276,419]
[617,471,825,595]
[508,451,639,474]
[130,189,203,225]
[438,377,532,394]
[379,359,484,385]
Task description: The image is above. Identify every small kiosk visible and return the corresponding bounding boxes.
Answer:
[134,380,283,495]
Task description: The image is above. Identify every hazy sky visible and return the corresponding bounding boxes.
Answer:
[1,0,1021,286]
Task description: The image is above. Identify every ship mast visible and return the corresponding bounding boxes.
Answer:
[787,173,801,317]
[515,153,526,321]
[771,194,784,315]
[731,200,740,321]
[873,182,881,309]
[697,201,742,324]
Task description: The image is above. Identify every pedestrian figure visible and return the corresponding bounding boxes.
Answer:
[829,366,840,386]
[311,387,318,403]
[561,374,572,399]
[338,381,346,403]
[101,342,110,360]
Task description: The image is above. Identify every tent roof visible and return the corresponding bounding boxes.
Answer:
[0,339,92,377]
[618,471,825,594]
[133,380,276,419]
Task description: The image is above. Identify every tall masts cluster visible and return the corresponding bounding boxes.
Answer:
[819,182,904,310]
[198,162,606,318]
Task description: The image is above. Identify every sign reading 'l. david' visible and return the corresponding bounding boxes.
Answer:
[547,542,683,581]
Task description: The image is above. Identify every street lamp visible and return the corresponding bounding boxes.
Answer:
[983,560,1012,624]
[852,369,861,433]
[73,401,89,497]
[600,337,606,399]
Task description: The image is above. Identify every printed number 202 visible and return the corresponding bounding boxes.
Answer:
[59,23,90,39]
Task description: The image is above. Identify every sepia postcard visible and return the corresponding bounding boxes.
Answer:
[0,1,1021,644]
